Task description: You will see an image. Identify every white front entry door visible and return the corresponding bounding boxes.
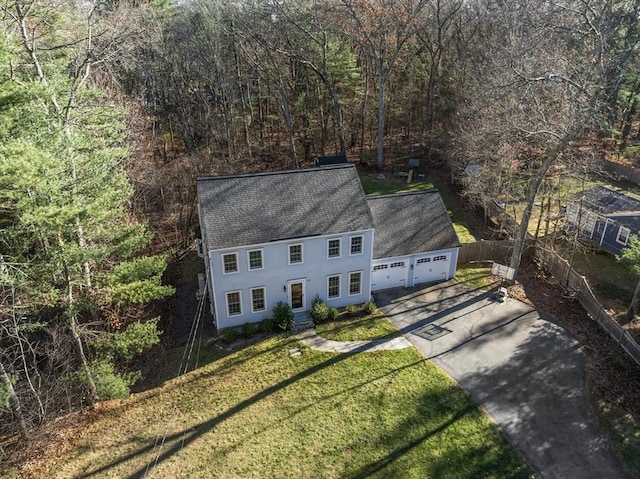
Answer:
[289,280,305,311]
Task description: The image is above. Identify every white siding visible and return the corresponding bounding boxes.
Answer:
[208,229,374,329]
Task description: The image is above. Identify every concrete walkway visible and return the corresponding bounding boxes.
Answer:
[296,328,411,353]
[374,280,635,479]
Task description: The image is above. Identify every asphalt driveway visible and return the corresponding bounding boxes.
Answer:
[374,280,634,479]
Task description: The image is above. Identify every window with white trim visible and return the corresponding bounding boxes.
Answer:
[417,257,431,264]
[390,261,406,268]
[222,253,238,274]
[373,264,388,271]
[617,226,631,245]
[226,291,242,316]
[248,249,263,270]
[289,244,303,264]
[350,236,363,255]
[327,274,340,299]
[328,238,341,258]
[349,271,362,295]
[433,255,448,261]
[251,287,266,312]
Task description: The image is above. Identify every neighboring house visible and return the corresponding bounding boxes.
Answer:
[196,164,459,331]
[565,185,640,255]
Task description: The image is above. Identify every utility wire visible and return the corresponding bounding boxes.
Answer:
[142,283,207,478]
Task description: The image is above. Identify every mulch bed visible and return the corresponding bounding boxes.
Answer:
[511,259,640,419]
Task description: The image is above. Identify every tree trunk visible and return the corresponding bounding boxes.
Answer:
[627,277,640,321]
[509,130,578,277]
[424,61,439,162]
[376,69,388,171]
[620,93,638,153]
[328,81,346,155]
[278,79,297,169]
[58,235,98,402]
[0,360,28,440]
[308,64,346,156]
[534,196,545,239]
[359,71,369,163]
[69,313,98,402]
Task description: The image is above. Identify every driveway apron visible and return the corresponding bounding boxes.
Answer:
[375,280,634,479]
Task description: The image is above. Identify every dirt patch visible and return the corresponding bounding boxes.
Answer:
[510,260,640,419]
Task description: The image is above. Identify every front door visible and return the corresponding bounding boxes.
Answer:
[289,280,305,311]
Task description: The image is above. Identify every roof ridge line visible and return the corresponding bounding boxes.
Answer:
[367,189,439,199]
[197,164,354,181]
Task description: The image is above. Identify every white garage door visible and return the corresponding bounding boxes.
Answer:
[371,261,408,291]
[414,254,450,285]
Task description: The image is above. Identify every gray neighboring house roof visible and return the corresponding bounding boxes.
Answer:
[576,185,640,214]
[367,191,460,259]
[197,164,374,251]
[574,185,640,231]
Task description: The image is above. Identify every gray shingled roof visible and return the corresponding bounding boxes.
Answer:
[197,165,374,251]
[577,185,640,215]
[575,185,640,234]
[367,191,459,259]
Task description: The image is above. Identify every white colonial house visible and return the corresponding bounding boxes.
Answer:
[196,164,459,331]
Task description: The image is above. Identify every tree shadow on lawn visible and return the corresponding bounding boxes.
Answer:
[76,341,417,479]
[114,333,303,416]
[199,356,430,461]
[345,400,530,479]
[318,315,402,340]
[77,336,535,479]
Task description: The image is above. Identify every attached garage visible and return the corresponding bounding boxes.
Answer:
[371,260,409,290]
[413,254,451,285]
[367,191,460,292]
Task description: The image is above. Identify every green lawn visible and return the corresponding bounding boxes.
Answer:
[315,311,401,341]
[31,335,533,479]
[359,173,477,243]
[455,262,497,290]
[555,241,635,287]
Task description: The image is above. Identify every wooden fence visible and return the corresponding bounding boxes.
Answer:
[458,239,640,367]
[458,239,534,265]
[534,247,640,367]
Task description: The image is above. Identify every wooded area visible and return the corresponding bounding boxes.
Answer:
[2,0,640,445]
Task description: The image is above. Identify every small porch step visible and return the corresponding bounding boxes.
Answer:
[292,311,314,332]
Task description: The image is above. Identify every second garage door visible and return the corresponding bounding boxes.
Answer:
[413,254,450,285]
